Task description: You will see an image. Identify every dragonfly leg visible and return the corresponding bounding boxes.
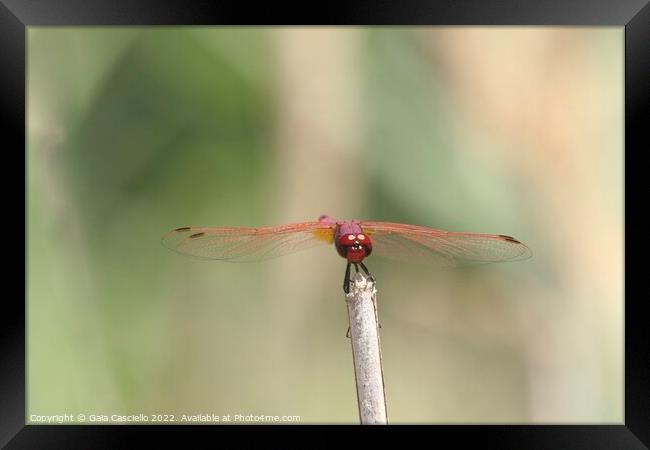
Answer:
[353,263,359,274]
[343,262,352,294]
[345,326,351,339]
[359,262,376,283]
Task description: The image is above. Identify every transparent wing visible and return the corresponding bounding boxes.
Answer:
[360,221,532,266]
[162,221,335,262]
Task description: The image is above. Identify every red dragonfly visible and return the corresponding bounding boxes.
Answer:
[163,214,531,293]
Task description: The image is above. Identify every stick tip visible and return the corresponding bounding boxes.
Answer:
[347,273,376,298]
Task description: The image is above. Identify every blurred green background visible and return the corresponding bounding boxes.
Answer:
[27,27,623,424]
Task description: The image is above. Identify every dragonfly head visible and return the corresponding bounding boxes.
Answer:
[337,233,373,263]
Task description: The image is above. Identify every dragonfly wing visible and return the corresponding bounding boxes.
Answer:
[360,221,532,266]
[162,221,335,262]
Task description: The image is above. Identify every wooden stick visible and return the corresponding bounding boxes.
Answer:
[345,272,388,424]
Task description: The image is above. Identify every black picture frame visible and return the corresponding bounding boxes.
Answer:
[5,1,647,447]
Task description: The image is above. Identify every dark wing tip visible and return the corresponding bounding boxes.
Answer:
[498,234,521,244]
[175,226,192,232]
[496,234,533,262]
[503,236,533,261]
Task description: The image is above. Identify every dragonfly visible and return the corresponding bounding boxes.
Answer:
[162,215,532,293]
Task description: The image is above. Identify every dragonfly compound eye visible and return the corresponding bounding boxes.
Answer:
[335,233,373,262]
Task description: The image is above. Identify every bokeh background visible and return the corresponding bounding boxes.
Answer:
[27,27,623,424]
